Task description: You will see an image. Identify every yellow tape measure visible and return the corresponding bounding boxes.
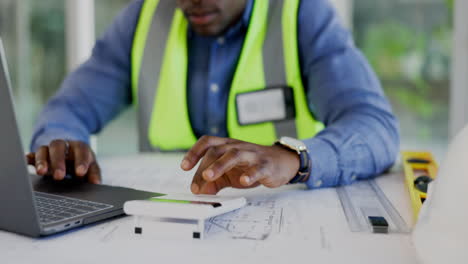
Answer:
[401,151,438,221]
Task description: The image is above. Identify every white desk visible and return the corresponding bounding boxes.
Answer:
[0,154,419,264]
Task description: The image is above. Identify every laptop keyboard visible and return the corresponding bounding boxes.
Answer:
[34,192,113,225]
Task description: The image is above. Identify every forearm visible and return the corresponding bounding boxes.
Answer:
[304,105,399,189]
[301,49,400,188]
[30,86,96,152]
[31,0,143,152]
[296,0,399,189]
[30,57,131,152]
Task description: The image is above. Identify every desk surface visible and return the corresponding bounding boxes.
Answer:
[0,154,419,264]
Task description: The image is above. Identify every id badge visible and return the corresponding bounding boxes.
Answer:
[236,86,296,126]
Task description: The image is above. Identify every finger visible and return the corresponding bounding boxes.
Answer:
[199,177,231,195]
[190,147,224,194]
[181,136,237,171]
[87,162,102,184]
[34,146,50,175]
[48,140,67,180]
[203,148,258,182]
[70,141,93,177]
[240,166,268,187]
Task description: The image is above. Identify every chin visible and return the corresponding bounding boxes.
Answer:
[191,25,223,37]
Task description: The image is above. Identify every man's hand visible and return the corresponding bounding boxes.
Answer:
[181,136,302,195]
[26,140,101,184]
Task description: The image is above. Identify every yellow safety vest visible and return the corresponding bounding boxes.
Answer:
[131,0,324,151]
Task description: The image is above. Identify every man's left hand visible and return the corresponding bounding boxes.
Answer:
[180,136,302,195]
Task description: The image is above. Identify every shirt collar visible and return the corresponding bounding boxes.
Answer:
[241,0,254,28]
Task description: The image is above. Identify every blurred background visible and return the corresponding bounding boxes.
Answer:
[0,0,459,160]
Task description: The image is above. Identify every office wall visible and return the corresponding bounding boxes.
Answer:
[0,0,453,156]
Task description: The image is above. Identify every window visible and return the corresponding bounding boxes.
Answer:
[354,0,452,157]
[0,0,66,149]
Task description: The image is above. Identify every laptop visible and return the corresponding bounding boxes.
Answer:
[0,39,163,237]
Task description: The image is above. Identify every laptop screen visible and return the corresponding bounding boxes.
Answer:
[0,38,41,237]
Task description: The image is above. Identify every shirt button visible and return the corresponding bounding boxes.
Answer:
[217,37,225,45]
[314,180,323,188]
[210,127,219,135]
[210,83,219,93]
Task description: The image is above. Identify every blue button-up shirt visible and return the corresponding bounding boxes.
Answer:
[31,0,400,189]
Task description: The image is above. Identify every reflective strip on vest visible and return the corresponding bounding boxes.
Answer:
[134,0,177,152]
[132,0,324,151]
[263,0,296,138]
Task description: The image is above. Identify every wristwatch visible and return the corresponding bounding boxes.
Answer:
[274,137,311,184]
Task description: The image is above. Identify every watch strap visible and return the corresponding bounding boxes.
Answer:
[288,150,311,184]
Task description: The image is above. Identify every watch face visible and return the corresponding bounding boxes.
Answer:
[280,137,307,151]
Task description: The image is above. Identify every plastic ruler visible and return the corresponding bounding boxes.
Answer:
[337,179,410,234]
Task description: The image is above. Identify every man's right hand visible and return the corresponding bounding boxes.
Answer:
[26,140,101,184]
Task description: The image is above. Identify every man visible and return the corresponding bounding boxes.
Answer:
[28,0,399,195]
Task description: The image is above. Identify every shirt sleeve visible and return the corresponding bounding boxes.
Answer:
[297,0,400,189]
[30,0,145,152]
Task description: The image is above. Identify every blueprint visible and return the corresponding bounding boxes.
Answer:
[206,197,284,240]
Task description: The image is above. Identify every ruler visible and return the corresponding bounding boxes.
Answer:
[337,179,410,234]
[401,151,438,221]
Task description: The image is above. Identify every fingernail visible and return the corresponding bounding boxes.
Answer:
[54,169,65,180]
[36,164,44,172]
[76,165,86,175]
[242,176,251,185]
[181,159,190,170]
[191,183,199,194]
[204,169,214,179]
